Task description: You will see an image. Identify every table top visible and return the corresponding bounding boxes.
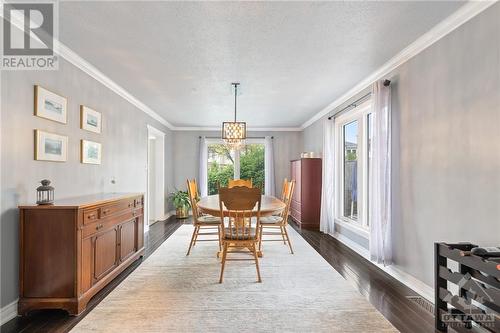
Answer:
[197,194,285,217]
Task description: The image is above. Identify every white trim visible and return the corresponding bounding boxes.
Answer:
[146,125,166,232]
[0,299,18,325]
[332,232,434,303]
[301,1,497,130]
[172,126,302,132]
[147,124,166,138]
[335,218,369,239]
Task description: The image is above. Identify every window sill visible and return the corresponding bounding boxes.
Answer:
[334,218,369,239]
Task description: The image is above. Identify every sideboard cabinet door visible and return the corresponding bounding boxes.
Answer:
[119,219,137,262]
[93,227,119,282]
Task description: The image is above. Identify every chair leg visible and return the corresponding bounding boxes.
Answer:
[258,225,263,251]
[193,225,200,246]
[252,243,262,283]
[219,242,228,283]
[186,225,198,256]
[280,226,287,245]
[283,226,294,254]
[217,224,222,252]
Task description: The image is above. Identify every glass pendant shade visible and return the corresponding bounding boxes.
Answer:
[222,121,246,150]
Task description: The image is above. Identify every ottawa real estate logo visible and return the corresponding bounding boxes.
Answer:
[2,2,58,70]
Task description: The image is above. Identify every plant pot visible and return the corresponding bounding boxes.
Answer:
[176,206,189,219]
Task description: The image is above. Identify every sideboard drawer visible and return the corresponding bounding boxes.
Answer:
[82,219,113,239]
[83,209,99,224]
[82,208,142,238]
[98,200,134,219]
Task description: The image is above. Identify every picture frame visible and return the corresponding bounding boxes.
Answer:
[80,106,102,133]
[81,140,102,165]
[34,130,68,162]
[34,85,68,124]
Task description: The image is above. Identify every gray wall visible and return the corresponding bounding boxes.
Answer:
[302,3,500,288]
[173,131,303,195]
[0,59,174,307]
[302,117,323,154]
[390,4,500,286]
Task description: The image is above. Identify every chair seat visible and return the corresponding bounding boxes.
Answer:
[224,227,257,240]
[260,216,284,224]
[197,215,221,223]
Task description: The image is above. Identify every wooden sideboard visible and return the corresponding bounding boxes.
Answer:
[18,193,144,316]
[290,158,322,230]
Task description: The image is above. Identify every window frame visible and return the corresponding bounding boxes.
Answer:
[334,100,372,231]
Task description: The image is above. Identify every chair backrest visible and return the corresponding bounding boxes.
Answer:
[186,179,200,220]
[280,178,288,201]
[218,186,261,240]
[281,180,295,225]
[228,178,252,188]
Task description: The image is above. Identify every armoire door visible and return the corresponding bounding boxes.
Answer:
[119,219,137,262]
[92,227,119,282]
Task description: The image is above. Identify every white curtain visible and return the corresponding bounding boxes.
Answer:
[369,80,392,265]
[320,118,336,234]
[264,136,275,196]
[198,136,208,197]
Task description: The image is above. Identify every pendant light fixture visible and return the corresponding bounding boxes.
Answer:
[222,82,246,150]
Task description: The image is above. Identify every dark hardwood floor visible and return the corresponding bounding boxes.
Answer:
[2,217,436,333]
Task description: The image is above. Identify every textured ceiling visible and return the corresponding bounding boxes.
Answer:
[59,1,465,128]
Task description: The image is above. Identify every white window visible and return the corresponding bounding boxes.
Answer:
[207,139,265,195]
[335,100,372,230]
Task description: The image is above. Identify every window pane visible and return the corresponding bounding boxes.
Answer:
[343,121,358,220]
[367,113,373,226]
[207,144,234,195]
[240,144,265,192]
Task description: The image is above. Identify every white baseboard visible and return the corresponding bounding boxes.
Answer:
[332,232,434,303]
[0,299,18,325]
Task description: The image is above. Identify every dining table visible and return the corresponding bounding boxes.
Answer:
[197,194,285,217]
[197,194,286,257]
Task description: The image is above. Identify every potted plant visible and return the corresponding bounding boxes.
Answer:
[170,189,191,219]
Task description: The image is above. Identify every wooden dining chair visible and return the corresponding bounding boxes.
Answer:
[186,179,222,256]
[259,180,295,254]
[218,186,262,283]
[228,178,252,188]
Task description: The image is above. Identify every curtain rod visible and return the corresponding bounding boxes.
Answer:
[327,79,391,120]
[199,136,273,139]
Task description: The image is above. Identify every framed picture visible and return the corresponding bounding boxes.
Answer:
[34,85,67,124]
[34,130,68,162]
[80,106,102,133]
[81,140,102,164]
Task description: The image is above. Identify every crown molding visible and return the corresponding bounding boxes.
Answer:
[300,0,497,130]
[171,126,302,132]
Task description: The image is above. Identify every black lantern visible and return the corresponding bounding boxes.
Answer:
[36,179,54,205]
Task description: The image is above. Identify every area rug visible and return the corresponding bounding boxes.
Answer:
[72,225,397,332]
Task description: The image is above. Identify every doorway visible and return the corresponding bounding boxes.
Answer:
[146,125,165,231]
